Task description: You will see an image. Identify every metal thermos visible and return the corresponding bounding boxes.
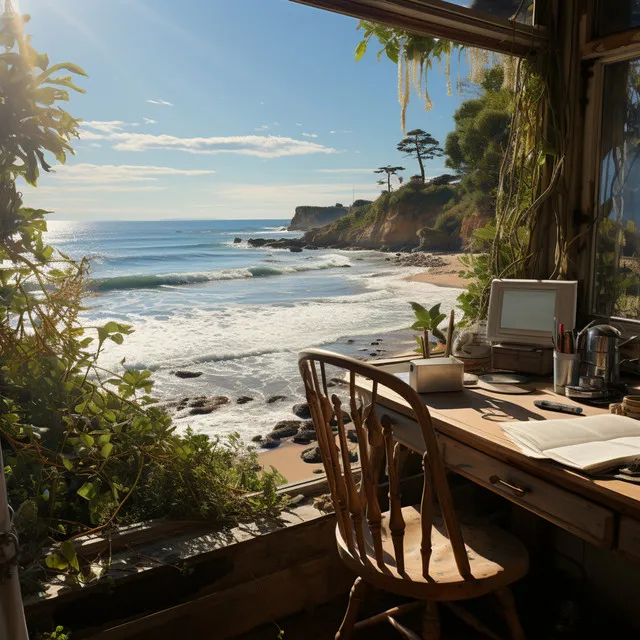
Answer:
[583,324,637,385]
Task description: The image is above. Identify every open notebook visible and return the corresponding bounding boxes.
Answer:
[501,415,640,472]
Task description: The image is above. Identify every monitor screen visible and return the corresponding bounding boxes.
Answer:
[500,289,556,333]
[486,279,577,346]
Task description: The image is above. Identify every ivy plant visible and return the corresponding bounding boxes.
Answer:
[0,5,286,595]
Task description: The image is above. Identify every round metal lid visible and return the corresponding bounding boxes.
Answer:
[586,324,621,338]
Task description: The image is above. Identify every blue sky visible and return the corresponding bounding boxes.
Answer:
[18,0,472,220]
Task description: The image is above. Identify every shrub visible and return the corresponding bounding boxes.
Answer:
[0,6,286,592]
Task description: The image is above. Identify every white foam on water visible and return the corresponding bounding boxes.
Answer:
[94,266,462,442]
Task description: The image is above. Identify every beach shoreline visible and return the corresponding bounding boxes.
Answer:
[404,252,466,289]
[257,253,466,484]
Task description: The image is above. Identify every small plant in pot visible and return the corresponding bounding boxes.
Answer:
[409,302,453,358]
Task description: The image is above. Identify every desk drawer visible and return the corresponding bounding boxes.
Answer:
[619,517,640,562]
[440,435,615,549]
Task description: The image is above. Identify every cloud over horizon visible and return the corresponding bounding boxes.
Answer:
[51,163,217,184]
[79,122,337,159]
[147,98,174,106]
[110,133,336,158]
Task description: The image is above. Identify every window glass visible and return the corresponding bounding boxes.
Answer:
[438,0,533,24]
[596,0,640,36]
[593,58,640,319]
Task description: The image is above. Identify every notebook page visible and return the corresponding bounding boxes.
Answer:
[501,415,640,454]
[545,437,640,471]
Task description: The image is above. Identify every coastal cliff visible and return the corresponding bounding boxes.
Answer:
[288,204,351,231]
[302,182,460,250]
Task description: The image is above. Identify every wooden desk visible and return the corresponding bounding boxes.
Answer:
[355,360,640,559]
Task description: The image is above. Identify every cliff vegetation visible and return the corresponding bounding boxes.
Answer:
[302,67,511,253]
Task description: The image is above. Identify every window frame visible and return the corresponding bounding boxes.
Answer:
[583,24,640,330]
[289,0,546,56]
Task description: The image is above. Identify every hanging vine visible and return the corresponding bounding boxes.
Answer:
[355,21,515,132]
[355,14,572,324]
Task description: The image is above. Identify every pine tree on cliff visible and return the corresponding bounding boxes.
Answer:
[397,129,444,184]
[374,165,405,192]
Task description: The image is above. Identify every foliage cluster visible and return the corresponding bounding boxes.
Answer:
[397,129,444,184]
[445,67,512,215]
[0,7,285,593]
[355,22,556,325]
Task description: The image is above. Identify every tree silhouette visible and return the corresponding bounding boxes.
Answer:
[374,165,405,192]
[397,129,444,183]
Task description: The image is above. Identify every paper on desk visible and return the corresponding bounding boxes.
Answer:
[501,414,640,472]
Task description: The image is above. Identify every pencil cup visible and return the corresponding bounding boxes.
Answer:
[554,351,580,394]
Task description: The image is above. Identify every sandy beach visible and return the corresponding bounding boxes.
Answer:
[405,252,466,289]
[258,252,466,484]
[259,440,326,483]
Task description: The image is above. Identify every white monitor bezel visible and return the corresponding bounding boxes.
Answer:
[486,279,578,347]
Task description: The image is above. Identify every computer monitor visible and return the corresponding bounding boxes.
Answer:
[486,279,577,347]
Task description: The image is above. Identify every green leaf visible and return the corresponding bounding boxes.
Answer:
[428,303,442,319]
[45,553,68,571]
[79,433,94,447]
[100,443,113,458]
[60,540,80,571]
[77,482,97,501]
[385,45,399,64]
[61,456,74,471]
[355,40,367,61]
[36,61,88,85]
[110,333,124,345]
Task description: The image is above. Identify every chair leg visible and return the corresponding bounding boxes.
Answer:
[335,577,369,640]
[495,588,526,640]
[422,600,440,640]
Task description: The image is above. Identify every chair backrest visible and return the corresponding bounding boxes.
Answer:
[298,348,471,581]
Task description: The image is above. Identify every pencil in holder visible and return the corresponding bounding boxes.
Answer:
[553,351,580,394]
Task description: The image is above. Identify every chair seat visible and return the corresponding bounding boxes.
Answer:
[336,505,529,602]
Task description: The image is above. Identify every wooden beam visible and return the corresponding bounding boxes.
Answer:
[289,0,546,57]
[582,27,640,61]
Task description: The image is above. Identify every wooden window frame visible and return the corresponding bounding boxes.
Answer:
[289,0,546,56]
[581,23,640,332]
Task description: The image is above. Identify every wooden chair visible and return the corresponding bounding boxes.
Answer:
[298,349,529,640]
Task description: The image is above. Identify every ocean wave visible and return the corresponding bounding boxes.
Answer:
[89,255,352,292]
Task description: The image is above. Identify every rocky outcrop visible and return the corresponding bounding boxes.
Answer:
[303,183,458,251]
[288,204,349,231]
[416,227,461,251]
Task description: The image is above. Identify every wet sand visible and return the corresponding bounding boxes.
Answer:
[257,253,467,483]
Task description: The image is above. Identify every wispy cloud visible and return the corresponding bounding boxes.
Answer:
[295,123,302,126]
[51,163,216,184]
[143,117,157,124]
[254,124,270,131]
[314,168,372,174]
[35,184,168,193]
[329,130,354,134]
[83,120,130,134]
[80,121,336,159]
[108,133,336,158]
[147,98,174,106]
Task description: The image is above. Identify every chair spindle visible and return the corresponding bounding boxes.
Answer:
[332,394,367,561]
[349,372,384,567]
[382,415,406,574]
[420,452,434,579]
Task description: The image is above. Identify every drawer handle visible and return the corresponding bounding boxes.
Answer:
[489,475,528,498]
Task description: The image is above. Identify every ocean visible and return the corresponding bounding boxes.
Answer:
[46,219,461,441]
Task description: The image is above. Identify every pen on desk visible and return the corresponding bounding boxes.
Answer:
[559,322,565,353]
